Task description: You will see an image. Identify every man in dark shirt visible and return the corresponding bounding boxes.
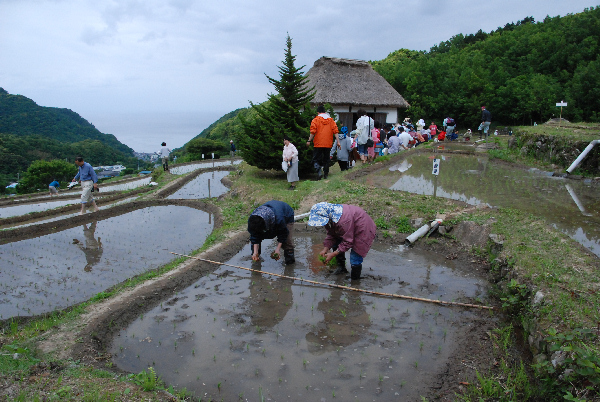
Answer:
[480,106,492,139]
[248,200,295,264]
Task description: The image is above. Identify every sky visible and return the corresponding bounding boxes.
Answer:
[0,0,596,153]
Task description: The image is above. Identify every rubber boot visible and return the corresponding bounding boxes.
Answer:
[350,264,362,280]
[332,254,348,275]
[284,249,295,264]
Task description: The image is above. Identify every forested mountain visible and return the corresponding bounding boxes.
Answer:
[172,107,253,161]
[371,7,600,127]
[0,88,140,186]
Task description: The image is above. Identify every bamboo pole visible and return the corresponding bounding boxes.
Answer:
[171,252,494,310]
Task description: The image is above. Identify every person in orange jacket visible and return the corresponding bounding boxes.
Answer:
[308,105,340,180]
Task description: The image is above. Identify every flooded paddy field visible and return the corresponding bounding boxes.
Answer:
[167,171,230,199]
[0,205,214,319]
[100,177,151,192]
[356,151,600,256]
[0,198,81,219]
[0,197,139,230]
[170,159,241,175]
[111,233,489,401]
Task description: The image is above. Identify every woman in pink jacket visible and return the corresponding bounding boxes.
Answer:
[308,202,376,280]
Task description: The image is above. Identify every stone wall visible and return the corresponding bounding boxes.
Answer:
[508,132,600,174]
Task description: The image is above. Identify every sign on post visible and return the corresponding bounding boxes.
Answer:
[432,158,440,176]
[556,101,568,128]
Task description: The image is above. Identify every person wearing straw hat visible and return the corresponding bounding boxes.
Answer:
[248,200,295,264]
[308,202,376,280]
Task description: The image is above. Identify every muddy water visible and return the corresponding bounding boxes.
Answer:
[101,177,151,192]
[167,171,230,199]
[112,234,487,401]
[358,152,600,256]
[1,197,139,230]
[170,160,241,175]
[0,206,213,319]
[0,199,80,219]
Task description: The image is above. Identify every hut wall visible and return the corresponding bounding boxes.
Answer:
[331,106,399,129]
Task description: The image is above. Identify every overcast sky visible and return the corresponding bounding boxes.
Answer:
[0,0,595,153]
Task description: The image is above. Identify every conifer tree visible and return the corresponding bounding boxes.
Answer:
[238,34,317,174]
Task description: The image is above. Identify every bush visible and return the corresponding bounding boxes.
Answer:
[17,159,77,194]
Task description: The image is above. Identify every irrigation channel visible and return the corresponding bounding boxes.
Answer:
[111,232,490,401]
[355,144,600,257]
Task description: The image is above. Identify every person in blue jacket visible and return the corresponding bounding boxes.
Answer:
[48,179,60,197]
[248,200,295,264]
[72,156,99,215]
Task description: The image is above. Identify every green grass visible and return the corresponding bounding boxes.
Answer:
[2,157,600,400]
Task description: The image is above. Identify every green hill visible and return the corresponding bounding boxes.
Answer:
[371,7,600,127]
[172,107,253,161]
[0,87,134,155]
[0,88,144,191]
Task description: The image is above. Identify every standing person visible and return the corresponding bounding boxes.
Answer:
[282,136,299,190]
[416,118,425,132]
[480,106,492,139]
[368,122,381,162]
[48,179,60,197]
[356,109,374,164]
[72,156,99,215]
[330,126,353,171]
[230,140,236,158]
[308,105,340,180]
[443,117,456,138]
[160,142,171,171]
[429,121,438,138]
[308,202,376,280]
[248,200,296,264]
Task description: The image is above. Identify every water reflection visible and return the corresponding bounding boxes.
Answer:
[111,235,486,401]
[306,285,370,354]
[167,171,230,199]
[74,221,103,272]
[0,206,213,318]
[358,153,600,256]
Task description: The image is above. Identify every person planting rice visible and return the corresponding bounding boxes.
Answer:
[247,200,295,264]
[308,202,376,280]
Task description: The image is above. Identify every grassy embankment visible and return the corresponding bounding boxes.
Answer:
[1,142,599,400]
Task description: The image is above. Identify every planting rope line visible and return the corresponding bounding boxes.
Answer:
[171,252,494,310]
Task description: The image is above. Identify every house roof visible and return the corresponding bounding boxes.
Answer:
[305,57,410,109]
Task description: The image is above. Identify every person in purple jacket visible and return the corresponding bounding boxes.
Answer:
[308,202,376,280]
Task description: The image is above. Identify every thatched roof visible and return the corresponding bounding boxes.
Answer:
[305,57,410,108]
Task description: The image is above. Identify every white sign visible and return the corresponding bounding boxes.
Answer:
[556,101,568,107]
[212,153,215,159]
[432,158,440,176]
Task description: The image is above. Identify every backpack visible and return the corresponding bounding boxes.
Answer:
[446,117,455,126]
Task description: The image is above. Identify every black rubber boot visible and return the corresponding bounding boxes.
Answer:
[284,249,295,264]
[332,253,347,274]
[350,264,362,280]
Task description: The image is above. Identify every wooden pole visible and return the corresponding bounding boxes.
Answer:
[171,252,494,310]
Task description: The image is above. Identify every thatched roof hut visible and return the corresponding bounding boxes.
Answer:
[305,57,410,129]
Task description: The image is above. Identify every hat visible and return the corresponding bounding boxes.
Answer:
[307,202,343,226]
[340,126,348,134]
[481,106,486,110]
[230,140,233,143]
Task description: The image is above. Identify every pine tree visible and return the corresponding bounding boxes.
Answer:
[238,34,317,174]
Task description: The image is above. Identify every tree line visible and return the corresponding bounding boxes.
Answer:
[371,7,600,127]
